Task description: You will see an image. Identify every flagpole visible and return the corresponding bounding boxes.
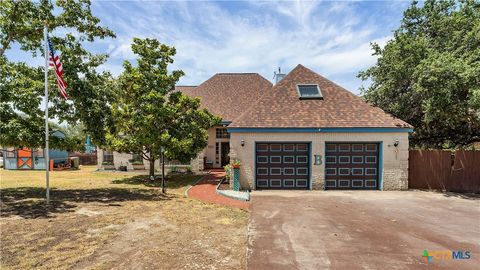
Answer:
[44,24,50,204]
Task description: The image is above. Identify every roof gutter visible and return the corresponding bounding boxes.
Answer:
[227,127,414,133]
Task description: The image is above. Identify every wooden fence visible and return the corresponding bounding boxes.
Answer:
[69,152,98,165]
[408,150,480,193]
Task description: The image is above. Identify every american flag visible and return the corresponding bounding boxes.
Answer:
[48,36,68,100]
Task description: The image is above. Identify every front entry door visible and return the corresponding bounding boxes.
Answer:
[220,142,230,167]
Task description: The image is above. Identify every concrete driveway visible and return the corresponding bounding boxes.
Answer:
[247,191,480,270]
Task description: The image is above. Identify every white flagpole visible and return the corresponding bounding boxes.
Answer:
[44,24,50,204]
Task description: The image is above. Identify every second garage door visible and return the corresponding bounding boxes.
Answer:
[255,143,310,190]
[325,143,380,190]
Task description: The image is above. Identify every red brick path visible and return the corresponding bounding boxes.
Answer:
[187,170,249,210]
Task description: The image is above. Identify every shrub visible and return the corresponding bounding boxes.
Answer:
[224,164,232,179]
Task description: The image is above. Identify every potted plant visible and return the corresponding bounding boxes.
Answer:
[129,159,145,170]
[102,161,115,170]
[231,159,241,191]
[231,159,241,169]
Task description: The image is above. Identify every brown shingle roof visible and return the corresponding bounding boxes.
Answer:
[176,73,272,122]
[230,64,412,128]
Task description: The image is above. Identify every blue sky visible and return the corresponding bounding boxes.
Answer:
[9,0,414,95]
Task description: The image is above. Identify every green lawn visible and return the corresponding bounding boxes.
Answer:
[0,166,248,270]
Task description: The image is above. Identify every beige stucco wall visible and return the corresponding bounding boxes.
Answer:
[229,132,409,191]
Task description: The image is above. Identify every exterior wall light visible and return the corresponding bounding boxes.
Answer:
[241,140,245,147]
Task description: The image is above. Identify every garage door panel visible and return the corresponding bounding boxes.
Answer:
[325,143,379,190]
[255,143,310,190]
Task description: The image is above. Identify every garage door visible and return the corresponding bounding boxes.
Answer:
[255,143,310,190]
[325,143,380,190]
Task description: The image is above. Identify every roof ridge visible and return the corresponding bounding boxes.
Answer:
[216,72,261,75]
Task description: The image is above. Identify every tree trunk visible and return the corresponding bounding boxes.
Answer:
[149,159,155,180]
[161,151,165,193]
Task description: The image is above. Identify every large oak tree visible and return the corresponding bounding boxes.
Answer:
[359,0,480,148]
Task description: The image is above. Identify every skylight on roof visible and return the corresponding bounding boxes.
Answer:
[297,84,323,99]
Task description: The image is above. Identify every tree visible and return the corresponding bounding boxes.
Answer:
[0,0,116,149]
[107,38,220,182]
[358,0,480,148]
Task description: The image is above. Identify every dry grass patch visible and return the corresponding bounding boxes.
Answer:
[0,167,248,270]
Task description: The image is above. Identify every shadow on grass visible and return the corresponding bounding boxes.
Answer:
[0,187,169,219]
[111,174,201,189]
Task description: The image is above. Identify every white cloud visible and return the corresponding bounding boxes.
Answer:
[91,1,399,93]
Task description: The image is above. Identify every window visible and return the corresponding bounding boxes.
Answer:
[297,84,323,99]
[103,151,114,163]
[216,128,230,138]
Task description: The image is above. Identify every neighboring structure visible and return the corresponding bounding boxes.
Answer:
[98,64,412,190]
[2,130,69,170]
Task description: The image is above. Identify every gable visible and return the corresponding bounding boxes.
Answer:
[230,64,412,129]
[176,73,272,122]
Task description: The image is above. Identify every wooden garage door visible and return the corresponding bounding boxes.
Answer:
[255,143,310,190]
[325,143,380,190]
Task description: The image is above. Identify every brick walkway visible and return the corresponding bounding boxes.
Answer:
[187,170,249,210]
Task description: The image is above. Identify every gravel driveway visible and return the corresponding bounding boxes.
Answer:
[247,191,479,270]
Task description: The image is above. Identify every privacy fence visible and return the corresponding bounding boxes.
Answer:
[69,152,98,165]
[408,150,480,193]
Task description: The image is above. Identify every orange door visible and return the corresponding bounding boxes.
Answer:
[17,148,33,169]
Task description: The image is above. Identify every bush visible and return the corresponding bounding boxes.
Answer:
[224,164,232,180]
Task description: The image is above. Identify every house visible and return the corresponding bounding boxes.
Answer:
[98,64,412,190]
[2,130,69,170]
